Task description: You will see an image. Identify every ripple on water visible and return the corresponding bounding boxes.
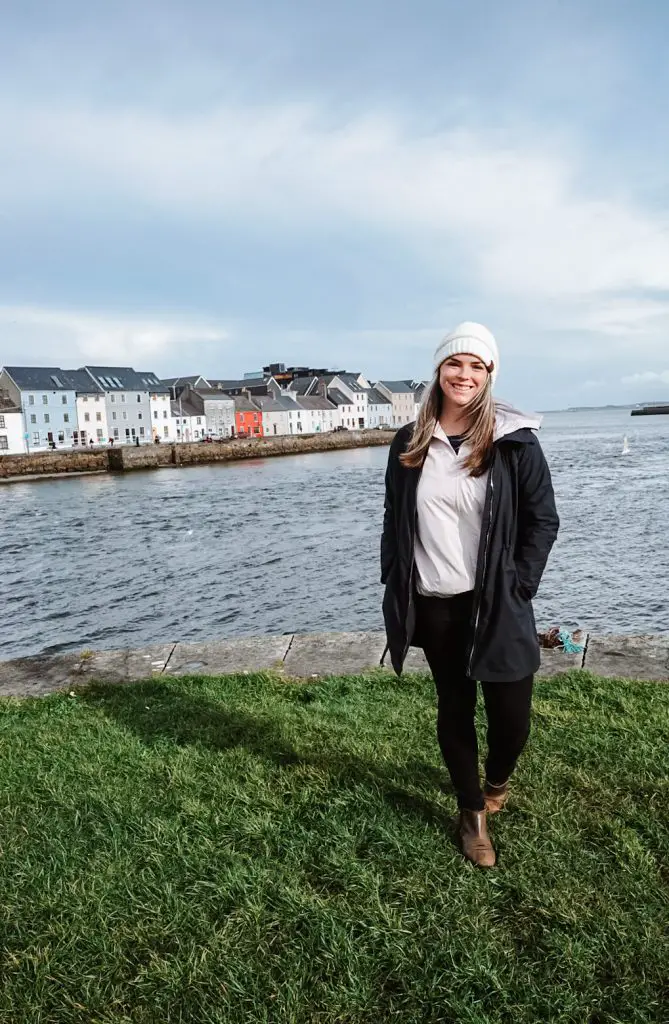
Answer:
[1,408,668,658]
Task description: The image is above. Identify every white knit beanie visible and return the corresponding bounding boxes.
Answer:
[433,322,499,387]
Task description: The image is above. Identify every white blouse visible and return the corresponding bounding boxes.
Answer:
[414,422,488,597]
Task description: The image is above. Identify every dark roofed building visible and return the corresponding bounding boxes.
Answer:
[1,366,75,391]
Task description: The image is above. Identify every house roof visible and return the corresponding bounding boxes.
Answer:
[253,395,298,413]
[366,387,392,406]
[161,375,208,387]
[208,377,266,391]
[376,380,415,394]
[170,399,202,418]
[63,369,105,395]
[193,387,235,402]
[136,371,171,393]
[289,375,318,395]
[296,396,336,411]
[234,395,260,413]
[81,366,149,391]
[327,388,352,407]
[2,366,75,391]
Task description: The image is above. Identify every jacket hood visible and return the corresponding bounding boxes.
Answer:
[494,399,542,441]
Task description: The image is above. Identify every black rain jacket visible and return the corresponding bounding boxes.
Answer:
[381,412,559,681]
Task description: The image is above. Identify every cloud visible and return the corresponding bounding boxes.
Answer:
[0,305,228,368]
[621,370,669,385]
[4,95,669,318]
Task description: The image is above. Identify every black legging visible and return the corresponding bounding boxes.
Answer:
[415,591,534,812]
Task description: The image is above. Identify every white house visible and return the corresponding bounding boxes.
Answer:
[170,398,207,441]
[366,388,394,428]
[0,397,26,454]
[81,366,153,444]
[137,372,173,442]
[0,366,79,450]
[326,388,357,428]
[252,395,295,436]
[295,395,340,433]
[65,370,109,446]
[375,380,417,427]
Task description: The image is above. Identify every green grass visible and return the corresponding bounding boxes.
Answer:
[0,670,667,1024]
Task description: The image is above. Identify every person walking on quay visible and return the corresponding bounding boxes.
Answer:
[381,322,559,867]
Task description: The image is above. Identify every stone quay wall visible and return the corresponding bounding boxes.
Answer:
[0,430,395,480]
[0,632,667,700]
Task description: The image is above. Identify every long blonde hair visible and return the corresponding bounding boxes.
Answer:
[399,368,495,476]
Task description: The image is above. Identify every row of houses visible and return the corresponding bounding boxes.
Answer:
[0,362,427,455]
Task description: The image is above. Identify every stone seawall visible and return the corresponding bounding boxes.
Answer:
[0,632,667,698]
[0,430,395,480]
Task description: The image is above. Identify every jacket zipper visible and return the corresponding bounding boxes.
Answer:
[467,469,494,677]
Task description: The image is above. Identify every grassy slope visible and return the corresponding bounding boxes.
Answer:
[0,670,667,1024]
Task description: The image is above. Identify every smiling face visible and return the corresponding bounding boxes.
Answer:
[438,353,491,411]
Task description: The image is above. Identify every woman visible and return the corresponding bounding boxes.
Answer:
[381,322,559,868]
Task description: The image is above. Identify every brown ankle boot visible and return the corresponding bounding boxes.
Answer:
[483,780,510,814]
[459,809,496,867]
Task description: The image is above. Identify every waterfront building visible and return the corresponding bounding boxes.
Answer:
[170,396,208,441]
[366,388,394,428]
[137,372,173,442]
[0,393,26,454]
[375,380,417,426]
[190,387,235,438]
[234,394,264,437]
[0,366,79,451]
[326,388,357,428]
[295,395,340,433]
[251,394,297,436]
[65,370,109,446]
[161,375,210,391]
[80,366,154,444]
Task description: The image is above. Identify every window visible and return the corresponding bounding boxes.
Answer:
[30,414,36,424]
[122,411,127,420]
[84,413,90,422]
[138,412,142,420]
[113,427,119,438]
[154,410,158,419]
[110,394,116,403]
[28,394,35,405]
[163,410,168,419]
[42,394,48,405]
[112,411,117,421]
[136,394,141,403]
[33,431,40,444]
[44,413,50,424]
[51,375,63,387]
[96,412,102,422]
[62,395,67,405]
[0,415,4,428]
[95,396,99,403]
[83,396,88,403]
[126,428,131,438]
[196,417,202,425]
[0,436,7,450]
[58,431,65,443]
[163,426,169,437]
[121,394,126,403]
[112,377,122,388]
[96,428,103,439]
[63,414,69,424]
[139,426,145,437]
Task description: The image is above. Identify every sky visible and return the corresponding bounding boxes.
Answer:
[1,0,669,409]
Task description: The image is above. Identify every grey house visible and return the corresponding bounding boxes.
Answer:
[0,366,78,450]
[80,366,153,444]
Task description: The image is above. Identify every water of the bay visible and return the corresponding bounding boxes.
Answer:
[1,408,667,660]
